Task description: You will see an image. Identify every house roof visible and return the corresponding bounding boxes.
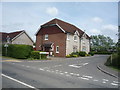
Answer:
[0,30,34,43]
[0,30,23,42]
[38,18,90,39]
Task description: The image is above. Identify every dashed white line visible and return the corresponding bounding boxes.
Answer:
[102,79,109,82]
[80,77,89,80]
[2,74,38,89]
[64,72,68,74]
[113,81,119,84]
[102,81,106,83]
[93,79,98,81]
[82,75,93,79]
[111,83,118,86]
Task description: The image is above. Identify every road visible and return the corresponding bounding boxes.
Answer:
[1,55,119,89]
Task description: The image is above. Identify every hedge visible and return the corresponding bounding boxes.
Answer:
[31,51,47,59]
[78,51,86,57]
[31,51,40,59]
[2,44,33,59]
[105,53,120,69]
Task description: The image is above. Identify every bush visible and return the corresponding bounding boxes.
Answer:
[94,51,112,55]
[78,51,86,57]
[70,52,79,57]
[31,51,40,59]
[105,53,119,69]
[2,44,33,59]
[88,52,94,56]
[66,55,71,58]
[40,53,47,59]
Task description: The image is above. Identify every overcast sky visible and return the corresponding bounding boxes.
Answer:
[0,2,118,42]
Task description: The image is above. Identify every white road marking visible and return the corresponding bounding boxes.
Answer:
[56,70,59,72]
[66,74,71,77]
[113,81,119,84]
[64,72,68,74]
[2,74,38,89]
[83,63,89,65]
[93,79,98,81]
[82,75,93,79]
[39,68,44,71]
[60,73,64,75]
[70,73,74,75]
[80,77,89,80]
[102,81,106,83]
[111,83,118,86]
[26,66,30,68]
[102,79,109,81]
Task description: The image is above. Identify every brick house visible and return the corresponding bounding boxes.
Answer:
[36,18,90,57]
[0,30,34,46]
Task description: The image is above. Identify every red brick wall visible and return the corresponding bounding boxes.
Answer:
[36,25,66,57]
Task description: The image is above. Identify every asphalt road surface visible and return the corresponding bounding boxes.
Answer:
[2,55,119,89]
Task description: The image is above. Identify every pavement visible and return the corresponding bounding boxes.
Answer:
[97,64,119,79]
[1,55,120,89]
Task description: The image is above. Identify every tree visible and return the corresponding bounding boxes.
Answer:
[90,35,115,52]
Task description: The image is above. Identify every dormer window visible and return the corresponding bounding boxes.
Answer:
[45,34,48,40]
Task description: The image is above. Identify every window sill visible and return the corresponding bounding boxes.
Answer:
[56,52,59,54]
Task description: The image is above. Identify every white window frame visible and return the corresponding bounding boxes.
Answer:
[67,33,70,40]
[74,35,77,41]
[56,46,59,53]
[44,34,48,40]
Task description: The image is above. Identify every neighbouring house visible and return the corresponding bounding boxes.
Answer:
[0,30,34,46]
[36,18,90,57]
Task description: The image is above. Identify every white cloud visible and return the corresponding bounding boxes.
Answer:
[92,17,103,23]
[90,29,101,35]
[102,24,118,31]
[46,7,58,16]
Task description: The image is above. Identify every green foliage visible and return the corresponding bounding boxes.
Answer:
[66,55,71,58]
[105,53,119,69]
[31,51,40,59]
[88,52,94,56]
[78,51,86,57]
[91,35,116,52]
[31,51,47,59]
[2,44,33,59]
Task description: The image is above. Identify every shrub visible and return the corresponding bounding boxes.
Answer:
[40,53,47,59]
[70,52,79,57]
[88,52,94,56]
[31,51,40,59]
[105,53,119,69]
[66,55,71,58]
[2,44,33,59]
[78,51,86,57]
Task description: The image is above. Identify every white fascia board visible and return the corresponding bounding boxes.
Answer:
[74,30,80,36]
[56,24,66,33]
[35,26,41,36]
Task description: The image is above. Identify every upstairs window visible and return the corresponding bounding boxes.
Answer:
[74,35,77,41]
[45,34,48,40]
[67,33,70,40]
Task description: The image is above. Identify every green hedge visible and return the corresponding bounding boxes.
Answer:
[2,44,33,59]
[105,53,120,69]
[78,51,86,57]
[88,52,94,56]
[31,51,40,59]
[31,51,47,59]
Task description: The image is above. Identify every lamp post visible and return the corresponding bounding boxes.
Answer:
[4,35,10,56]
[4,43,8,56]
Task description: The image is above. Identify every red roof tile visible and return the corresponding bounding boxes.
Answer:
[0,30,24,42]
[40,18,90,38]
